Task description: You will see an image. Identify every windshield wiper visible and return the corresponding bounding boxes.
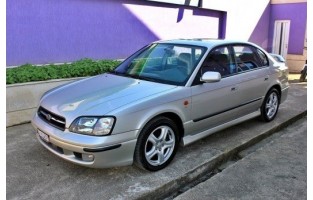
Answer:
[137,76,158,82]
[109,71,139,79]
[109,70,127,76]
[109,71,158,83]
[125,73,159,82]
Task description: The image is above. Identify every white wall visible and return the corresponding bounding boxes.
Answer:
[203,0,270,43]
[124,3,220,40]
[124,0,270,45]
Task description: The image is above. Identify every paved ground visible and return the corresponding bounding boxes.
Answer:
[175,117,307,200]
[288,73,301,81]
[6,82,307,200]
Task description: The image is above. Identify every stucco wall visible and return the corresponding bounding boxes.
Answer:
[268,2,307,54]
[6,0,224,66]
[202,0,271,50]
[267,2,307,72]
[9,0,306,68]
[248,4,271,50]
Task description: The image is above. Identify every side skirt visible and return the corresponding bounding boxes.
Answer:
[182,110,261,146]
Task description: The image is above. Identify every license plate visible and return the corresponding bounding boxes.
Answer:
[37,129,50,143]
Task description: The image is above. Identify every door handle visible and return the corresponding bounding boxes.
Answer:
[231,87,237,91]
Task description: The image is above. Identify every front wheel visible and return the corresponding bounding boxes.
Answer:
[260,88,280,122]
[134,117,179,171]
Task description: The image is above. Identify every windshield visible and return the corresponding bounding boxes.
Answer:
[112,43,207,86]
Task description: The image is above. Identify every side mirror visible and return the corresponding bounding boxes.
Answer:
[200,71,221,83]
[269,53,286,63]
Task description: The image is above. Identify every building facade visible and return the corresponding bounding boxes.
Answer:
[7,0,307,72]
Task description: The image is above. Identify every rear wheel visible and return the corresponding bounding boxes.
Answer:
[260,88,280,122]
[134,117,179,171]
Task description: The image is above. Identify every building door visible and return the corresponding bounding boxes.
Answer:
[272,20,290,59]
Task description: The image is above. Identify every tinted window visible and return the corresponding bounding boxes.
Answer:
[201,46,235,77]
[233,45,262,72]
[257,49,269,66]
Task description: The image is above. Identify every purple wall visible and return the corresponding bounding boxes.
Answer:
[7,0,158,66]
[249,3,271,51]
[268,3,307,54]
[6,0,224,66]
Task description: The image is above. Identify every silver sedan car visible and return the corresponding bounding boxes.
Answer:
[31,39,289,171]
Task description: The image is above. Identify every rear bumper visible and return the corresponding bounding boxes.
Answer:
[280,86,289,103]
[32,113,138,168]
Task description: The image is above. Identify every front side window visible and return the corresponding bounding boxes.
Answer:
[200,46,236,77]
[233,45,263,72]
[113,43,207,86]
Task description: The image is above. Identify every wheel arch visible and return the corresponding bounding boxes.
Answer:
[159,112,184,141]
[133,111,184,171]
[260,85,281,122]
[268,84,282,103]
[140,112,185,142]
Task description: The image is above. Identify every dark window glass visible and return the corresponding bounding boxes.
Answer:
[200,46,235,77]
[256,49,269,66]
[233,45,262,72]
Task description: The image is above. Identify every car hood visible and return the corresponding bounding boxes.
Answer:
[40,74,177,118]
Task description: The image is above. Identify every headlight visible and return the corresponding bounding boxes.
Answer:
[69,117,115,136]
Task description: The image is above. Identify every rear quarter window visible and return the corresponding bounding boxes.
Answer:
[256,49,269,66]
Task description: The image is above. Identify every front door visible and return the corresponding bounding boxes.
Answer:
[190,46,241,135]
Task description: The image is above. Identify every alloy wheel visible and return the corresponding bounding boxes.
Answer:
[266,92,279,119]
[144,125,175,166]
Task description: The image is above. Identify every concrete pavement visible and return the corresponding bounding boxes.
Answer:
[175,117,307,200]
[6,82,307,200]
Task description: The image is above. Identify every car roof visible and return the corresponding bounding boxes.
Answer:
[156,38,256,49]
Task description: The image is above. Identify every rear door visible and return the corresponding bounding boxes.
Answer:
[231,44,270,117]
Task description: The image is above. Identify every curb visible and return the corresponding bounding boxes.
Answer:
[137,110,307,200]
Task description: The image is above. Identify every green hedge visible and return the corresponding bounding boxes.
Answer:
[6,58,122,84]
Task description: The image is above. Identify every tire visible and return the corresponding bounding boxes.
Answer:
[134,116,179,171]
[260,88,280,122]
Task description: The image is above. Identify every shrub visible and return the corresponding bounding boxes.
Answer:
[6,58,122,84]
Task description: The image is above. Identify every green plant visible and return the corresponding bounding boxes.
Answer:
[6,58,122,84]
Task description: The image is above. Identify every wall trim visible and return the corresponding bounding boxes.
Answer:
[271,0,306,4]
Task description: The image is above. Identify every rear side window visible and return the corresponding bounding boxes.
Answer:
[233,45,262,72]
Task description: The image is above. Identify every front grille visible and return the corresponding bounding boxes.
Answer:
[38,107,66,131]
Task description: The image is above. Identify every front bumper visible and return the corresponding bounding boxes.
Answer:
[32,113,138,168]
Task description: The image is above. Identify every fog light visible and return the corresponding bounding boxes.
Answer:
[82,153,94,162]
